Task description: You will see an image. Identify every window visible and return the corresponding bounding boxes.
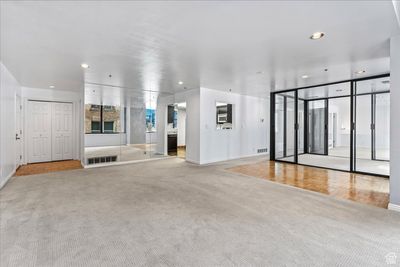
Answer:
[146,109,156,132]
[91,121,101,133]
[103,121,114,132]
[85,104,125,133]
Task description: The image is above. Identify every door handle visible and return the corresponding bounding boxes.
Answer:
[15,134,20,140]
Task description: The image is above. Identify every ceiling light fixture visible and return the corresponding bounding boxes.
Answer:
[310,32,325,40]
[302,75,309,79]
[178,81,183,85]
[355,70,366,74]
[81,63,89,69]
[49,85,55,89]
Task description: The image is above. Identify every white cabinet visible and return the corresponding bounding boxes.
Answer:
[28,101,73,163]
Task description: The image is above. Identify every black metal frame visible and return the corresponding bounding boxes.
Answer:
[270,73,390,178]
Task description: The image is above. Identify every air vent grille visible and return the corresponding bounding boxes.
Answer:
[257,148,268,153]
[87,155,118,165]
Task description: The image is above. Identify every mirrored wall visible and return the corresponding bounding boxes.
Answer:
[271,75,390,176]
[84,84,172,166]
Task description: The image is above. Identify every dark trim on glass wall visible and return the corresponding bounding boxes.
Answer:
[350,81,355,172]
[270,94,275,160]
[283,96,287,158]
[272,73,390,94]
[304,100,308,154]
[324,99,329,155]
[270,73,390,177]
[294,91,298,163]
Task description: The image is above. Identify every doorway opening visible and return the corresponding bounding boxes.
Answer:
[167,103,186,158]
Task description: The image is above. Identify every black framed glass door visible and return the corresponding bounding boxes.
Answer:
[273,92,296,162]
[271,74,390,177]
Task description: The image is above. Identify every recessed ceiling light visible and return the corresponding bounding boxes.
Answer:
[49,85,55,89]
[302,75,309,79]
[178,81,183,85]
[355,70,366,74]
[81,63,89,69]
[310,32,325,40]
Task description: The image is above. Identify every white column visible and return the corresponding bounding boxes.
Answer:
[389,35,400,211]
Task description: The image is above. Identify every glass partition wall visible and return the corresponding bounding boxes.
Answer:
[270,74,390,176]
[84,84,172,166]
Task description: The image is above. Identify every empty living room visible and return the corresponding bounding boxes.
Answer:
[1,1,400,266]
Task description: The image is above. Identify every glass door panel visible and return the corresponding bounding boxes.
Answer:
[274,92,295,162]
[298,100,305,154]
[307,100,326,155]
[355,94,372,173]
[327,97,350,171]
[375,93,390,161]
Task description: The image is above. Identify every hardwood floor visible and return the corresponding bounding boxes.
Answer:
[15,160,83,176]
[178,146,186,159]
[227,160,389,208]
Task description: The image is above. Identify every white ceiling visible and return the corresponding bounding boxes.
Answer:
[1,1,399,98]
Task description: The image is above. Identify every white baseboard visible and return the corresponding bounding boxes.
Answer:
[199,152,269,165]
[388,203,400,212]
[0,170,16,190]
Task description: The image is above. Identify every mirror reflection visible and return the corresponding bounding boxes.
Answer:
[216,102,233,130]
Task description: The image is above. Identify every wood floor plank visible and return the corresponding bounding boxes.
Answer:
[227,160,389,208]
[15,160,83,176]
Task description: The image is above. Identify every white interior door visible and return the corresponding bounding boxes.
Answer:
[28,101,52,163]
[15,95,22,167]
[52,102,73,160]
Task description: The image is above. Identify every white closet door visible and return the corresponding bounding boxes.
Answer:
[28,101,52,163]
[52,102,73,160]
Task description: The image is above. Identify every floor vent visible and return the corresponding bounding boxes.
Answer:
[87,155,118,165]
[257,148,268,153]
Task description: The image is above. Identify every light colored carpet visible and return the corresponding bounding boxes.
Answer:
[1,156,399,266]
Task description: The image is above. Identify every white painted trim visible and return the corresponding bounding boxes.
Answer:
[199,152,269,165]
[185,158,201,165]
[0,170,15,190]
[84,155,173,169]
[388,203,400,212]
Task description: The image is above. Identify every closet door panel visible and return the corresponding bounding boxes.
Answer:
[28,101,52,163]
[52,102,73,160]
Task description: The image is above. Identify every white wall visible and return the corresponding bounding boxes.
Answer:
[85,134,127,147]
[199,87,269,164]
[0,62,20,188]
[156,95,174,156]
[21,86,83,163]
[177,108,186,146]
[156,90,201,163]
[390,35,400,208]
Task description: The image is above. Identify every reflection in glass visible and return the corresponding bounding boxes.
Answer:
[307,100,326,155]
[84,85,171,166]
[273,77,389,176]
[216,102,233,130]
[375,93,390,161]
[274,92,295,162]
